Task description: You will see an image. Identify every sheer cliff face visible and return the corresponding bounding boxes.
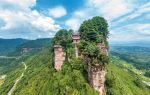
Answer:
[54,45,65,71]
[87,42,108,95]
[53,31,108,95]
[88,64,106,95]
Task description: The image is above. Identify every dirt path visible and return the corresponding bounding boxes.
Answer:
[7,62,27,95]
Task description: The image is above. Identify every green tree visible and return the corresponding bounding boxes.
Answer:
[79,16,109,43]
[53,29,72,49]
[144,71,150,78]
[78,16,109,65]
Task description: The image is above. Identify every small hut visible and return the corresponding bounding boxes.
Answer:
[72,32,80,44]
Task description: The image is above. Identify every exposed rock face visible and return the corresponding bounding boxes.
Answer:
[21,48,42,55]
[88,64,106,95]
[97,42,108,56]
[53,32,107,95]
[71,33,107,95]
[86,41,108,95]
[54,45,65,71]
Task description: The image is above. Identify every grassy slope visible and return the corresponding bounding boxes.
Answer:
[0,79,4,87]
[106,57,150,95]
[1,44,150,95]
[0,46,98,95]
[0,58,18,75]
[0,58,25,95]
[110,46,150,70]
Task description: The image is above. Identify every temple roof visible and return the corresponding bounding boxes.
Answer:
[72,32,80,40]
[72,32,80,36]
[54,44,62,48]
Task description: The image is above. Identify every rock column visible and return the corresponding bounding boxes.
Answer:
[54,45,65,71]
[88,64,106,95]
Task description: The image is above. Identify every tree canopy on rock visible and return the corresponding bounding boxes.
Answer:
[79,16,109,43]
[78,16,109,65]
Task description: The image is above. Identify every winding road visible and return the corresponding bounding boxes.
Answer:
[143,81,150,86]
[0,56,22,59]
[7,62,27,95]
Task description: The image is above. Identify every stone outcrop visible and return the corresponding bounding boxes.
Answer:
[54,45,65,71]
[21,48,42,55]
[88,64,106,95]
[85,41,108,95]
[53,32,107,95]
[88,42,108,95]
[97,42,108,56]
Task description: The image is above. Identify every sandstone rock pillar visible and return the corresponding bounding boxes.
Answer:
[97,42,108,56]
[54,45,65,71]
[88,64,106,95]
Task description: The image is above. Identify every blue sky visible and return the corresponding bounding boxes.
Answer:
[0,0,150,42]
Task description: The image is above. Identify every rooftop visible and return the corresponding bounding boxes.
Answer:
[72,32,80,36]
[54,45,62,48]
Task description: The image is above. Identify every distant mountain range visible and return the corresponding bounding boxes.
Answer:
[0,38,28,55]
[1,38,150,56]
[110,41,150,47]
[0,38,51,56]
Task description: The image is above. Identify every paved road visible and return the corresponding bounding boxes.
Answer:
[143,81,150,86]
[7,62,27,95]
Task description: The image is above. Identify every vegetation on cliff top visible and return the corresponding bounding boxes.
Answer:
[79,16,109,66]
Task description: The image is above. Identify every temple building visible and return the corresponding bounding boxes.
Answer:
[72,32,80,58]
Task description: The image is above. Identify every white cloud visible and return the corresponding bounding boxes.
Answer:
[65,9,93,30]
[65,18,81,30]
[65,0,150,42]
[0,0,61,38]
[0,0,36,10]
[65,0,134,30]
[109,23,150,42]
[30,10,61,32]
[115,2,150,24]
[87,0,133,21]
[124,23,150,35]
[48,6,67,18]
[31,11,61,31]
[6,0,36,7]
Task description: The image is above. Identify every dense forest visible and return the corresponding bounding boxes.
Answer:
[110,46,150,79]
[0,38,28,55]
[106,57,150,95]
[0,38,51,56]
